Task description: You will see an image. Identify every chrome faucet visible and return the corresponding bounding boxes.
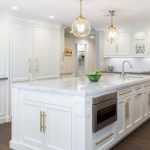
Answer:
[121,60,132,78]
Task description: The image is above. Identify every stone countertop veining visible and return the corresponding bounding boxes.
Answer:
[12,74,150,96]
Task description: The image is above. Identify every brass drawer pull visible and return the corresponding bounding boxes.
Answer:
[95,133,114,145]
[119,91,132,96]
[149,93,150,106]
[40,111,46,133]
[43,112,46,133]
[144,85,150,87]
[125,101,129,119]
[40,111,44,132]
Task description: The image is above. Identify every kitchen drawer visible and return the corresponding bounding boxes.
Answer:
[92,123,116,150]
[118,88,132,98]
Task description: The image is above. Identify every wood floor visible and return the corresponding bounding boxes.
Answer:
[0,121,150,150]
[0,123,11,150]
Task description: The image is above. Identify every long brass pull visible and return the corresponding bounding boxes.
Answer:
[40,111,43,132]
[125,101,129,119]
[43,112,46,133]
[95,133,114,145]
[149,93,150,106]
[119,91,132,96]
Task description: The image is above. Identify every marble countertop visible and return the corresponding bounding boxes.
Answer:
[12,74,150,96]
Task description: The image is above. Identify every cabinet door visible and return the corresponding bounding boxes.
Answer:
[0,19,8,76]
[45,104,72,150]
[125,97,133,131]
[117,98,126,138]
[20,100,45,149]
[133,93,143,125]
[33,25,60,80]
[0,82,6,124]
[118,32,131,56]
[11,21,33,82]
[103,40,117,56]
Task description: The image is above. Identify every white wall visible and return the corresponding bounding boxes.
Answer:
[62,37,96,75]
[104,58,150,72]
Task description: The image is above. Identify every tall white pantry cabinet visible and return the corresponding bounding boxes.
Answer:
[0,16,61,124]
[10,18,61,82]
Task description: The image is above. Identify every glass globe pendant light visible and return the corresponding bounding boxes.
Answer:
[71,0,91,37]
[105,10,119,44]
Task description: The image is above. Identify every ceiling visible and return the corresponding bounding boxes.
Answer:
[1,0,150,28]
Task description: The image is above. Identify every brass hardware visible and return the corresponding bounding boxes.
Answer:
[95,133,114,145]
[35,58,38,72]
[144,85,150,87]
[149,93,150,106]
[40,111,43,132]
[40,111,46,133]
[28,58,32,73]
[125,101,129,120]
[119,91,132,96]
[43,112,46,133]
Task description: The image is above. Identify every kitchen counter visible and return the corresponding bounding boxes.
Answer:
[11,73,150,150]
[12,74,150,96]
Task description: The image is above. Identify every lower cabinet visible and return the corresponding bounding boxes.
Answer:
[0,81,8,124]
[133,92,143,126]
[143,91,150,119]
[20,100,72,150]
[117,96,132,138]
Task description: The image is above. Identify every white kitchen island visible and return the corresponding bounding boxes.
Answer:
[10,74,150,150]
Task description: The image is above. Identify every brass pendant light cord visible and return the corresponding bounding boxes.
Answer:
[80,0,83,17]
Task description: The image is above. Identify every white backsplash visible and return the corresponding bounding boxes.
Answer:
[104,58,150,73]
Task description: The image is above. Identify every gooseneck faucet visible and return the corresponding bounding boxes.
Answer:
[121,60,132,78]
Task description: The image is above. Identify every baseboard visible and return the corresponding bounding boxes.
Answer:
[10,140,40,150]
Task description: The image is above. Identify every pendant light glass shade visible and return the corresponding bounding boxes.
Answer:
[72,16,91,37]
[71,0,91,37]
[105,25,119,44]
[105,10,119,44]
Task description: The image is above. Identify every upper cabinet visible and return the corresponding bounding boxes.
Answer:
[0,18,9,76]
[103,30,150,57]
[10,20,61,82]
[104,32,131,57]
[33,25,60,80]
[11,21,33,82]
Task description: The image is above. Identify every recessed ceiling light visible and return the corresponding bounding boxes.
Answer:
[49,16,54,19]
[11,6,19,10]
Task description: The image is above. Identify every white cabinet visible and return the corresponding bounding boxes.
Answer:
[33,25,60,80]
[45,104,72,150]
[0,18,9,76]
[20,100,72,150]
[133,92,143,126]
[11,20,60,82]
[0,81,8,124]
[11,21,33,82]
[20,100,45,149]
[143,91,149,119]
[104,32,131,57]
[117,95,133,138]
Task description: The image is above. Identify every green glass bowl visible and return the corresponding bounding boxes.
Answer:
[87,75,101,82]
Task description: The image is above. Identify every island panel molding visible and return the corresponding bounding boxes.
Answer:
[10,75,150,150]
